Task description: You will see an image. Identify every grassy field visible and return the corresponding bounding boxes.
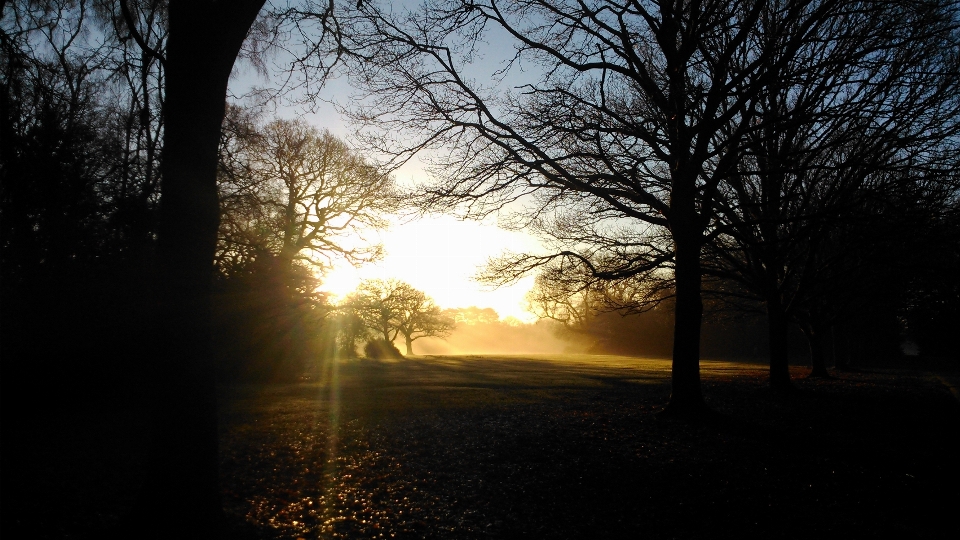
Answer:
[5,355,959,539]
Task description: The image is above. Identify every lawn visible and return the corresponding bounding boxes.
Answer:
[5,355,959,539]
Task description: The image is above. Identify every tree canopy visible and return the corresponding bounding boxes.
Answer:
[339,0,960,405]
[345,279,456,355]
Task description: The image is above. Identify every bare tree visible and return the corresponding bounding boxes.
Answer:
[341,0,877,415]
[702,0,960,384]
[394,290,455,355]
[3,0,351,535]
[347,279,455,354]
[524,259,673,326]
[340,0,960,405]
[141,2,269,536]
[216,107,398,277]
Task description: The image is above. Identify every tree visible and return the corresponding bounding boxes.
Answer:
[343,0,960,406]
[0,0,168,393]
[216,107,398,276]
[347,279,455,355]
[2,0,351,535]
[394,289,456,355]
[213,108,398,377]
[702,0,960,384]
[129,0,354,532]
[138,1,269,536]
[904,203,960,362]
[446,306,501,325]
[331,307,369,358]
[342,0,866,415]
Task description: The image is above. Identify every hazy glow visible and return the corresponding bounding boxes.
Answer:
[231,76,545,323]
[322,215,540,322]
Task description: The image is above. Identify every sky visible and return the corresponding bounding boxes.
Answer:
[228,24,546,321]
[320,214,542,322]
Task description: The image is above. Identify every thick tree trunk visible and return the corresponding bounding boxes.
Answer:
[405,335,413,355]
[805,323,830,379]
[827,325,838,369]
[662,232,709,417]
[802,321,832,378]
[764,275,793,390]
[123,2,265,538]
[834,323,850,371]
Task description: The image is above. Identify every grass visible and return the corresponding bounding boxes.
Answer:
[4,355,959,539]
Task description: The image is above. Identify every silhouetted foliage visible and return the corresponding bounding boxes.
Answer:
[339,0,957,413]
[216,106,398,275]
[4,1,960,536]
[364,338,404,359]
[901,203,960,363]
[0,0,356,536]
[346,279,455,355]
[212,253,331,382]
[211,105,397,379]
[0,1,160,395]
[339,0,960,398]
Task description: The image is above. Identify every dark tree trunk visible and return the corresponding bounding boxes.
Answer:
[802,321,832,378]
[662,230,709,417]
[764,276,793,390]
[834,323,850,371]
[405,335,414,355]
[827,325,837,369]
[124,2,266,538]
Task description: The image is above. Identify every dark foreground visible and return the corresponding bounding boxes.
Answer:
[4,355,959,539]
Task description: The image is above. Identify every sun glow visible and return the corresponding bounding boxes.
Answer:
[321,215,541,322]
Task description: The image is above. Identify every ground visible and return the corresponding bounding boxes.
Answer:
[4,355,959,539]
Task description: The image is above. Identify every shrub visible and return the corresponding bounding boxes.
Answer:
[364,339,404,359]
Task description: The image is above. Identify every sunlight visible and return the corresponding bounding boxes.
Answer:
[321,215,541,322]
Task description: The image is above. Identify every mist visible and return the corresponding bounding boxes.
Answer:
[413,316,572,355]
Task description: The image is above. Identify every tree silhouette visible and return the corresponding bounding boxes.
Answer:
[702,0,960,384]
[342,0,882,415]
[1,0,346,535]
[217,107,398,277]
[132,1,267,536]
[343,0,960,405]
[347,279,455,355]
[394,291,456,355]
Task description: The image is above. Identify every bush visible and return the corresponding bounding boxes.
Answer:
[364,339,404,359]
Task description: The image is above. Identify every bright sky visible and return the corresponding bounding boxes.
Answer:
[228,13,545,322]
[281,88,544,322]
[321,214,541,322]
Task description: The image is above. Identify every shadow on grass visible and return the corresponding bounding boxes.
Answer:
[5,356,959,539]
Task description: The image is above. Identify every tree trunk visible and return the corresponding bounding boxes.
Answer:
[662,231,709,417]
[802,321,832,378]
[834,323,850,371]
[764,276,793,390]
[405,335,413,355]
[123,2,265,538]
